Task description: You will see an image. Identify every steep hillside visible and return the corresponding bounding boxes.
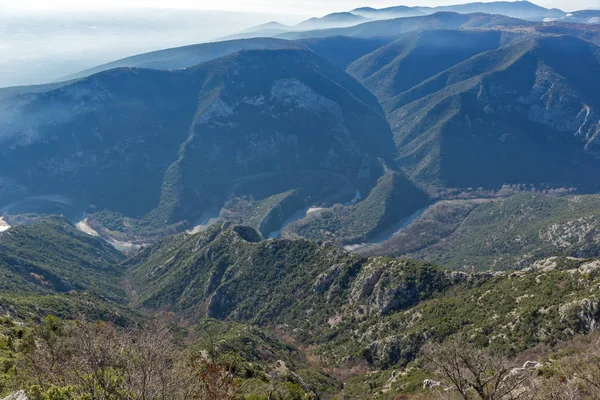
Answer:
[299,36,394,70]
[0,216,125,299]
[347,29,511,100]
[0,48,419,241]
[404,194,600,270]
[354,35,600,191]
[137,49,400,234]
[126,223,452,330]
[325,256,600,369]
[0,217,139,324]
[0,67,200,222]
[126,223,600,372]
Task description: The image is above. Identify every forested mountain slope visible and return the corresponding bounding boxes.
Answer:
[0,49,426,242]
[349,34,600,191]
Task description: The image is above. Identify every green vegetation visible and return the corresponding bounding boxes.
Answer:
[347,32,600,193]
[1,216,600,398]
[0,216,125,300]
[0,317,25,397]
[403,194,600,270]
[124,223,600,374]
[126,223,451,338]
[330,257,600,368]
[361,198,486,257]
[220,170,361,238]
[0,217,141,325]
[193,319,341,398]
[0,315,337,399]
[285,170,428,244]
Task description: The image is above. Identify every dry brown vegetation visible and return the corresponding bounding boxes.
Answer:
[422,334,600,400]
[19,316,243,400]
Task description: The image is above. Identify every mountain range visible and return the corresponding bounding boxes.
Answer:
[1,4,600,247]
[2,216,600,398]
[219,1,599,42]
[3,2,600,398]
[0,48,422,242]
[353,33,600,190]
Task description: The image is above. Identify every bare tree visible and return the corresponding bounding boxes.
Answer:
[556,338,600,399]
[21,315,73,388]
[421,337,530,400]
[125,321,181,400]
[21,317,246,400]
[66,319,129,399]
[523,375,581,400]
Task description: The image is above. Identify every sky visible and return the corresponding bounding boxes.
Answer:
[0,0,598,87]
[1,0,599,15]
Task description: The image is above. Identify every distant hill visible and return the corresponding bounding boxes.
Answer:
[294,12,370,31]
[351,1,565,22]
[297,36,394,70]
[347,30,510,100]
[561,10,600,24]
[279,12,534,40]
[218,22,293,41]
[416,0,565,21]
[351,6,425,20]
[63,36,391,82]
[537,21,600,45]
[241,21,291,33]
[65,38,301,80]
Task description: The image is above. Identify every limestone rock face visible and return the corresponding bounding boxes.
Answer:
[423,379,444,390]
[2,391,27,400]
[349,259,452,316]
[559,298,600,332]
[313,264,343,293]
[523,361,542,369]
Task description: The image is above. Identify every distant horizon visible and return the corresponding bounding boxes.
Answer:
[1,0,599,16]
[1,0,599,88]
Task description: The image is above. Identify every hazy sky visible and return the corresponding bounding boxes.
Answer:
[1,0,598,87]
[1,0,599,15]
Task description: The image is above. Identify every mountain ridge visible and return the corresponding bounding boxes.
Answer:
[347,33,600,191]
[1,48,426,243]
